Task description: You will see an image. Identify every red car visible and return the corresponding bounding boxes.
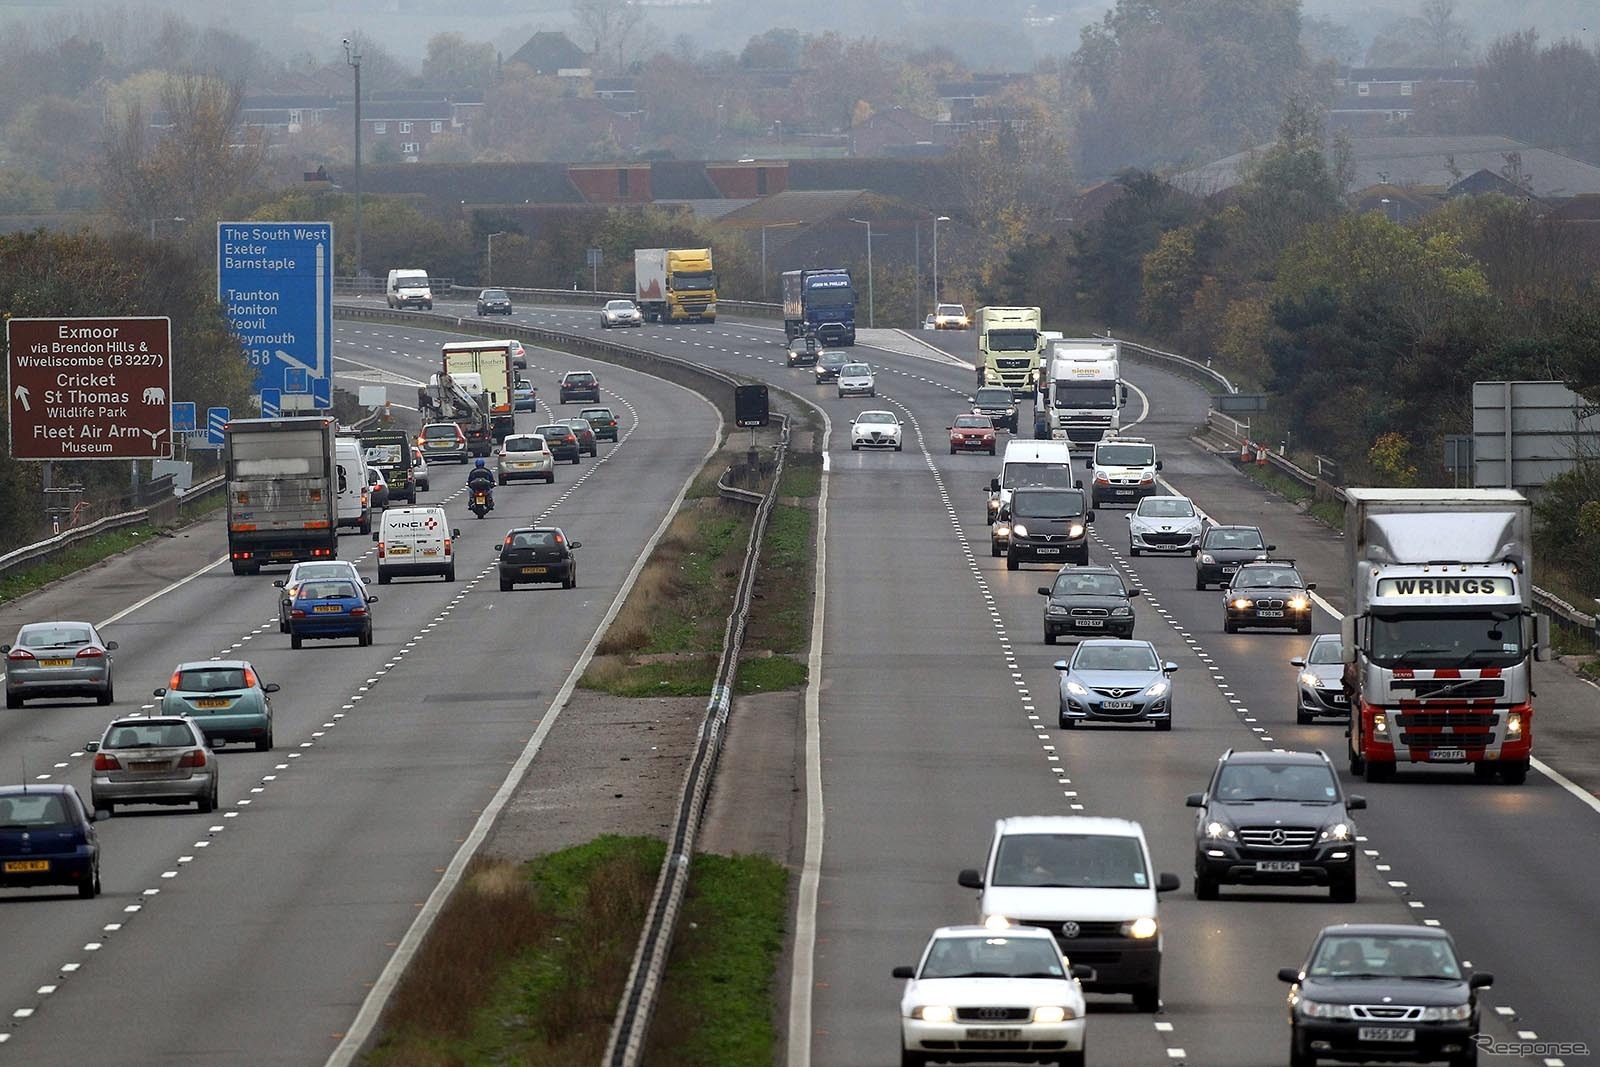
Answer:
[948,413,997,455]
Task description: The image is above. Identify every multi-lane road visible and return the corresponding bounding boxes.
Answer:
[4,294,1596,1065]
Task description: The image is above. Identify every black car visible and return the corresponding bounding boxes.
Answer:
[0,783,101,898]
[533,423,582,464]
[496,527,581,590]
[1278,924,1490,1067]
[579,406,620,442]
[786,336,820,367]
[813,350,849,382]
[999,487,1092,569]
[1224,560,1315,634]
[559,371,600,404]
[476,288,513,315]
[973,386,1020,433]
[1038,565,1139,643]
[1187,748,1364,901]
[1195,525,1274,589]
[560,418,599,457]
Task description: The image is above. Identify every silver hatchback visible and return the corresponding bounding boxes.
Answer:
[86,716,218,815]
[4,621,118,708]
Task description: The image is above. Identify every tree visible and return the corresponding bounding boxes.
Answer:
[572,0,648,73]
[1071,171,1204,328]
[423,33,496,91]
[1301,16,1360,67]
[1366,0,1474,66]
[740,28,802,68]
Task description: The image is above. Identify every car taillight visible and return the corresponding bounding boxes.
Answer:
[93,753,121,771]
[7,648,35,661]
[168,671,183,689]
[291,609,307,618]
[178,749,207,768]
[350,607,367,617]
[504,535,514,546]
[377,541,386,558]
[553,533,564,544]
[443,538,453,555]
[76,647,105,659]
[361,490,369,506]
[242,667,258,688]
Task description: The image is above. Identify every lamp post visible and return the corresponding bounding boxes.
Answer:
[344,37,363,280]
[759,221,802,301]
[932,213,950,312]
[486,231,505,285]
[848,217,873,328]
[149,216,186,239]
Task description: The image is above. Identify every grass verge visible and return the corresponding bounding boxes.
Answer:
[1237,462,1346,530]
[0,524,156,605]
[365,836,664,1067]
[642,853,791,1066]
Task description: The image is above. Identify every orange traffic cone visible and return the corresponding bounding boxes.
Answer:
[1238,440,1251,464]
[1256,444,1268,466]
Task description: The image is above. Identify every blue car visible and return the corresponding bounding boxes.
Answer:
[0,783,101,898]
[513,378,538,412]
[288,579,377,649]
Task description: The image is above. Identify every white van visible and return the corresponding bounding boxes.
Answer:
[334,437,371,534]
[1089,435,1161,508]
[958,815,1180,1012]
[374,506,458,584]
[987,440,1079,525]
[386,268,433,310]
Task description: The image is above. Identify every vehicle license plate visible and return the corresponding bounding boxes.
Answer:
[1036,547,1061,555]
[1103,700,1135,711]
[1430,748,1466,761]
[966,1028,1022,1040]
[421,548,439,556]
[1359,1027,1415,1043]
[1257,860,1300,872]
[1222,565,1238,573]
[195,698,230,709]
[133,760,165,771]
[40,658,73,668]
[522,566,548,575]
[1258,609,1284,618]
[1077,619,1104,628]
[1333,694,1348,704]
[271,550,294,558]
[4,860,48,873]
[314,605,343,613]
[390,545,412,555]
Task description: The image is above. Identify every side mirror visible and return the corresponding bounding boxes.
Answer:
[1155,460,1163,470]
[1085,510,1095,523]
[264,683,281,694]
[1164,662,1179,673]
[1127,588,1142,598]
[1305,582,1317,591]
[1052,659,1069,671]
[1468,972,1494,990]
[1266,544,1278,551]
[892,965,916,980]
[957,868,984,890]
[1277,967,1302,984]
[1125,513,1133,521]
[1346,795,1367,810]
[366,596,378,604]
[371,531,379,542]
[1074,479,1084,489]
[453,529,462,537]
[1156,872,1180,893]
[569,541,582,549]
[495,544,503,553]
[152,688,167,697]
[0,645,8,654]
[1038,587,1051,596]
[1070,963,1094,980]
[84,741,100,753]
[273,579,286,588]
[945,426,953,431]
[989,478,1000,492]
[105,641,119,651]
[1185,793,1205,808]
[1290,657,1306,668]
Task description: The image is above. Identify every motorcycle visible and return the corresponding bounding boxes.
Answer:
[469,488,492,518]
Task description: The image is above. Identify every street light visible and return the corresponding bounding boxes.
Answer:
[486,231,506,285]
[848,218,874,329]
[932,214,950,311]
[149,216,186,239]
[759,221,802,301]
[344,37,363,280]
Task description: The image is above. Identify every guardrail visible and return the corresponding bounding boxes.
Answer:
[1202,412,1597,634]
[1117,337,1238,395]
[434,283,784,320]
[603,413,790,1067]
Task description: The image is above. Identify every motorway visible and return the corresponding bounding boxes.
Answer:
[4,292,1596,1065]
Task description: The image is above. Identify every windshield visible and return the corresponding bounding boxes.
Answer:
[299,580,358,600]
[937,304,965,317]
[1003,462,1075,490]
[365,443,404,466]
[821,353,848,366]
[0,794,69,828]
[1073,644,1158,672]
[1308,638,1343,665]
[806,285,855,309]
[954,416,991,429]
[920,935,1065,980]
[17,625,93,647]
[974,388,1012,407]
[481,290,508,300]
[856,412,896,425]
[1233,568,1303,589]
[503,437,544,453]
[1012,490,1085,519]
[1215,762,1338,802]
[1097,444,1155,466]
[535,426,571,438]
[604,300,635,311]
[841,364,871,376]
[1309,935,1462,980]
[1204,528,1265,550]
[1137,498,1194,518]
[993,833,1150,889]
[175,668,251,693]
[564,373,596,385]
[671,271,715,291]
[1053,572,1126,597]
[986,328,1039,352]
[290,564,351,584]
[1368,612,1525,669]
[1054,381,1117,409]
[423,426,458,440]
[104,721,198,749]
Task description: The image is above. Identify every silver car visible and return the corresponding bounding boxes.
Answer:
[86,716,218,815]
[837,362,876,398]
[1054,638,1178,730]
[1128,495,1204,556]
[273,560,370,633]
[3,621,118,708]
[600,299,643,328]
[1291,633,1350,723]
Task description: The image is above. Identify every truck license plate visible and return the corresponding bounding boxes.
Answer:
[965,1028,1021,1040]
[1429,748,1466,761]
[1257,860,1300,872]
[1358,1027,1415,1043]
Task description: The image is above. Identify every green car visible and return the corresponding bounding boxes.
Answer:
[579,406,620,442]
[154,660,278,752]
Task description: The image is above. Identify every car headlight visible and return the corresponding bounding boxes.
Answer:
[995,524,1011,537]
[1299,672,1320,687]
[913,1005,955,1023]
[984,914,1012,930]
[1111,606,1132,616]
[1232,598,1253,609]
[1123,916,1159,939]
[1298,999,1354,1019]
[1320,822,1351,841]
[1140,471,1155,482]
[704,303,716,312]
[1005,406,1015,415]
[1066,680,1089,696]
[1507,711,1523,737]
[1067,523,1084,538]
[988,498,1001,513]
[1288,596,1310,611]
[1200,553,1215,564]
[1033,1005,1076,1023]
[1420,1003,1473,1022]
[1373,712,1388,735]
[1011,523,1029,537]
[1205,820,1236,840]
[1145,680,1169,698]
[1048,605,1069,615]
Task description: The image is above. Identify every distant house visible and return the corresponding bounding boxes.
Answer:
[1329,67,1476,133]
[355,99,459,163]
[848,107,948,158]
[508,31,591,77]
[239,95,339,138]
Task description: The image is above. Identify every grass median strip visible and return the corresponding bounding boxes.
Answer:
[0,525,156,605]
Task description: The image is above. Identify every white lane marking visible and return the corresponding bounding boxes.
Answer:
[788,404,833,1067]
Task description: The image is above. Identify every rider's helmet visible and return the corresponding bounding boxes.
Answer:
[474,457,486,468]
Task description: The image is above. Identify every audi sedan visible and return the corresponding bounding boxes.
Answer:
[1039,566,1139,644]
[1223,561,1315,634]
[850,410,903,451]
[600,299,644,328]
[476,288,513,316]
[0,783,101,898]
[1055,639,1177,730]
[87,716,218,815]
[496,526,581,590]
[948,414,997,455]
[1128,495,1204,556]
[1291,634,1349,724]
[155,661,278,751]
[837,363,876,398]
[894,925,1087,1067]
[3,621,118,708]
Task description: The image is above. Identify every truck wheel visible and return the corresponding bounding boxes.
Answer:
[1501,759,1529,785]
[1364,760,1394,783]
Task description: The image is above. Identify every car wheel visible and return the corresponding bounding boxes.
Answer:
[900,1049,928,1067]
[1132,984,1160,1012]
[1298,620,1313,635]
[572,456,580,464]
[1058,1049,1086,1067]
[1451,1044,1478,1067]
[1044,632,1056,645]
[851,444,859,451]
[894,443,902,451]
[1330,873,1357,903]
[445,567,457,582]
[359,515,371,536]
[291,634,303,650]
[78,864,100,899]
[949,445,956,454]
[991,541,1002,558]
[199,786,215,814]
[1364,760,1395,783]
[546,472,556,484]
[1348,736,1367,775]
[1223,620,1237,634]
[1194,872,1219,900]
[1154,718,1172,732]
[256,729,273,752]
[360,627,372,647]
[97,682,113,706]
[988,447,996,455]
[497,474,506,486]
[1130,545,1140,556]
[4,690,20,709]
[1502,759,1530,785]
[378,572,391,585]
[1297,707,1316,725]
[98,802,113,817]
[1195,575,1206,590]
[1005,551,1019,571]
[500,578,512,591]
[1290,1032,1315,1067]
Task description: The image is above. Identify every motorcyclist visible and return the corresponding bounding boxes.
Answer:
[466,457,495,511]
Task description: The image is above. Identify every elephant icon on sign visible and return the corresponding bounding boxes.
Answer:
[142,386,165,404]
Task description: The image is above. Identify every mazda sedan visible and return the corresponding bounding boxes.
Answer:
[1055,639,1177,730]
[288,578,377,648]
[850,410,903,451]
[0,784,101,898]
[156,661,278,751]
[87,716,218,815]
[1291,635,1349,724]
[4,621,118,709]
[496,526,581,590]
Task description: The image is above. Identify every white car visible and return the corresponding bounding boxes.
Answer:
[410,446,430,492]
[497,433,556,485]
[895,925,1087,1067]
[1127,494,1204,556]
[508,339,528,370]
[837,363,876,397]
[850,410,903,451]
[600,299,644,328]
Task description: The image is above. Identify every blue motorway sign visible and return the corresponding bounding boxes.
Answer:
[207,406,230,445]
[259,388,281,418]
[311,376,332,409]
[171,402,196,434]
[217,222,333,396]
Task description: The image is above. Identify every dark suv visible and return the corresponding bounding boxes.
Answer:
[1187,748,1365,901]
[559,371,600,404]
[1038,565,1139,643]
[972,386,1019,433]
[476,288,512,315]
[1223,560,1315,634]
[1000,488,1092,569]
[1194,525,1274,589]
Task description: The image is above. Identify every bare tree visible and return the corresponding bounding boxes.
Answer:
[571,0,646,73]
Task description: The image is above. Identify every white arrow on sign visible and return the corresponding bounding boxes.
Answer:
[13,385,30,412]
